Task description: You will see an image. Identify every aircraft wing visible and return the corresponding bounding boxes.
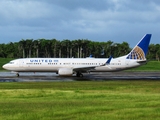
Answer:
[73,66,96,72]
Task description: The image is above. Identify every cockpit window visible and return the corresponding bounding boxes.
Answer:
[9,62,14,64]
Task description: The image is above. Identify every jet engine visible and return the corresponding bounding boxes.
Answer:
[58,68,73,76]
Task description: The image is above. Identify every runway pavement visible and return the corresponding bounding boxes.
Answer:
[0,71,160,82]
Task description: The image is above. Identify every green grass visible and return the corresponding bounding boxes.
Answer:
[0,58,13,71]
[0,81,160,120]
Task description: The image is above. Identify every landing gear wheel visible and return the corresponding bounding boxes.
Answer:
[80,73,83,77]
[76,72,83,77]
[16,73,19,77]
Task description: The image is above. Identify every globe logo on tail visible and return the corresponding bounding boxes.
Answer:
[126,46,145,60]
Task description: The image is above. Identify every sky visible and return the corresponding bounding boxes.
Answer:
[0,0,160,47]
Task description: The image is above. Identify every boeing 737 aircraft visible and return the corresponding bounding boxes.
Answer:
[2,34,152,77]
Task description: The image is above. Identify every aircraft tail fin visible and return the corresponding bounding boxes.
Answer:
[126,34,152,60]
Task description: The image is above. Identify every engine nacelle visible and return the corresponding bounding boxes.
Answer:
[58,68,73,76]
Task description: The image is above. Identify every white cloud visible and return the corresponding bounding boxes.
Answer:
[0,0,159,45]
[0,0,51,19]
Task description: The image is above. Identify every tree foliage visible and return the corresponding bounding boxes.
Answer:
[0,38,159,60]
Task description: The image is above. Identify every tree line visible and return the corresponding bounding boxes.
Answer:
[0,39,160,61]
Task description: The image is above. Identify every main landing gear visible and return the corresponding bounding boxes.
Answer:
[16,73,19,77]
[76,71,83,77]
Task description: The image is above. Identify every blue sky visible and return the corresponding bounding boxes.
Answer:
[0,0,159,47]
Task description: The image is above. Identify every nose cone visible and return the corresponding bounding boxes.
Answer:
[2,64,8,70]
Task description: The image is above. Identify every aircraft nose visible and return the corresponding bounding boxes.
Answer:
[2,64,8,70]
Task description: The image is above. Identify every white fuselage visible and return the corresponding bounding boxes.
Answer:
[2,56,143,73]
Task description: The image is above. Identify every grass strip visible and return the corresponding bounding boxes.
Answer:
[0,81,159,120]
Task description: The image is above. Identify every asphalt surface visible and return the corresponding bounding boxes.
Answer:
[0,71,160,82]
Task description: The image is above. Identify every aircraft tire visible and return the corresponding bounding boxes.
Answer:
[16,73,19,77]
[76,72,83,77]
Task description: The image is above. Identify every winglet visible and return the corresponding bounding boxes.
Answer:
[126,34,152,60]
[89,54,93,58]
[106,55,112,64]
[101,56,112,66]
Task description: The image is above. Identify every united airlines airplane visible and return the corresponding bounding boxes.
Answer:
[2,34,152,77]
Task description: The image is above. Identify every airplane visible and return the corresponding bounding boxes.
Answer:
[2,34,152,77]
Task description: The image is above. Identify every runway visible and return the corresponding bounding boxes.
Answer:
[0,71,160,82]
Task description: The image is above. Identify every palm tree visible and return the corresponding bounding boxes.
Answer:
[82,39,90,57]
[25,39,33,57]
[0,44,6,57]
[50,39,57,58]
[19,39,26,58]
[148,44,156,60]
[39,39,51,57]
[63,40,71,58]
[57,41,62,58]
[76,39,83,58]
[33,40,40,57]
[155,44,160,61]
[71,40,78,58]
